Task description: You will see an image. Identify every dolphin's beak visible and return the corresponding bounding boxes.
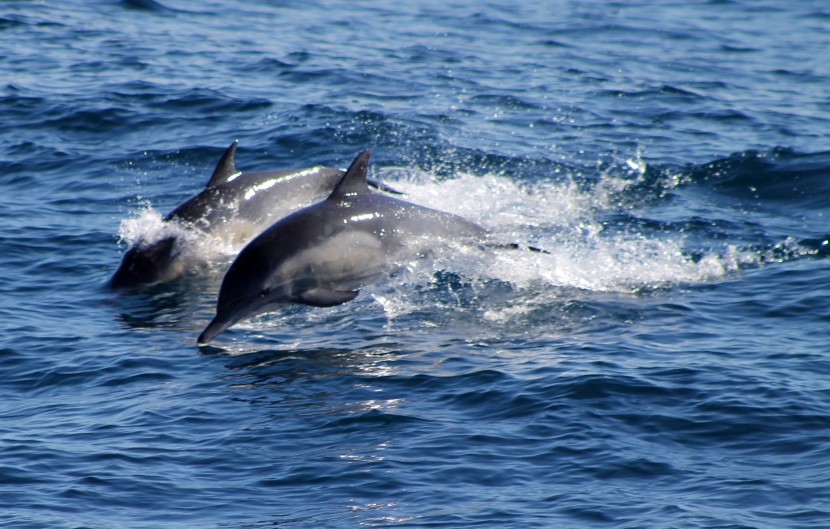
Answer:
[197,296,285,345]
[197,313,235,345]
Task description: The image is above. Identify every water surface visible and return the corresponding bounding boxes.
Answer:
[2,1,830,527]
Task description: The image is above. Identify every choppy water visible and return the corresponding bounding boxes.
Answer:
[2,1,830,527]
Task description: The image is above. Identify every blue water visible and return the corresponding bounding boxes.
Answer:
[2,0,830,527]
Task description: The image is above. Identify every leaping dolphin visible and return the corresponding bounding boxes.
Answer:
[197,149,487,344]
[110,141,396,290]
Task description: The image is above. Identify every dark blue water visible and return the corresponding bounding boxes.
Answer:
[2,1,830,527]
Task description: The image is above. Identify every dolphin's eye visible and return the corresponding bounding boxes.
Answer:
[259,289,269,298]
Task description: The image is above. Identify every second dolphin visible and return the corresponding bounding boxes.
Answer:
[111,141,396,290]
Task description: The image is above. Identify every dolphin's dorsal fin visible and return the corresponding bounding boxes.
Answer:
[330,149,372,198]
[206,140,241,188]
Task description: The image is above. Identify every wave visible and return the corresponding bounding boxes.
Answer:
[684,147,830,204]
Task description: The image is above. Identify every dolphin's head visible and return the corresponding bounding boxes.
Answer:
[110,236,181,290]
[197,245,291,345]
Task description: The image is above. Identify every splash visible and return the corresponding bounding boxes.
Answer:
[377,161,767,297]
[117,204,178,247]
[115,204,237,275]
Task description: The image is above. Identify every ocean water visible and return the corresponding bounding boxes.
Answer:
[2,0,830,527]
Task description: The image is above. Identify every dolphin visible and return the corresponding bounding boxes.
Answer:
[197,148,487,344]
[110,141,397,290]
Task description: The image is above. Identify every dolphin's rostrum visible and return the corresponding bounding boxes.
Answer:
[198,149,486,344]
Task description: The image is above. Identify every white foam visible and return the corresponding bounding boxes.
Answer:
[379,162,761,296]
[117,203,168,247]
[116,205,235,274]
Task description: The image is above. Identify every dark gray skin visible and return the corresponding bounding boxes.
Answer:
[111,141,398,290]
[198,149,487,345]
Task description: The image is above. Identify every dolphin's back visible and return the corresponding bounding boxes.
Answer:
[166,166,344,232]
[234,187,486,294]
[344,193,486,245]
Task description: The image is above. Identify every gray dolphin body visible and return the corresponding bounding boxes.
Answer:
[198,149,486,344]
[111,141,355,290]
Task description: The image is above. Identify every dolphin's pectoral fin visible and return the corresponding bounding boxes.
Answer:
[367,177,403,196]
[294,288,360,307]
[485,242,551,255]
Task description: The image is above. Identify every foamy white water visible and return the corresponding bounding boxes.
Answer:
[379,162,763,294]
